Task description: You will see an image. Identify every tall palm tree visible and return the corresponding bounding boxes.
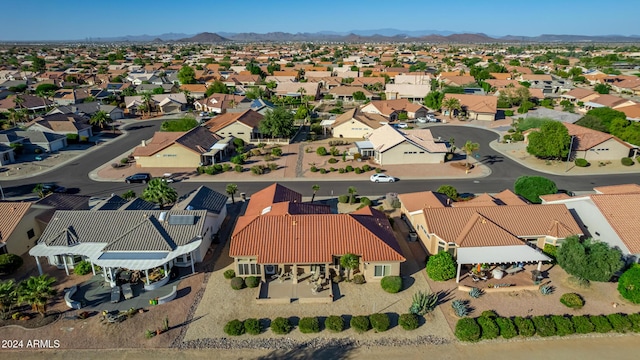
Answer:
[7,109,20,127]
[339,253,359,281]
[226,183,238,204]
[298,87,307,107]
[311,184,320,203]
[18,275,56,317]
[32,183,45,198]
[13,95,24,111]
[347,186,357,204]
[0,280,18,320]
[462,140,480,169]
[141,91,153,117]
[141,178,178,209]
[442,97,461,119]
[90,110,111,130]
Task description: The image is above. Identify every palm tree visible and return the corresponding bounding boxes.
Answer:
[90,110,111,130]
[347,186,357,204]
[13,95,24,111]
[311,184,320,203]
[141,178,178,209]
[298,87,307,108]
[7,109,20,127]
[141,91,153,117]
[442,97,461,119]
[32,183,45,198]
[226,183,238,204]
[339,253,359,281]
[0,280,18,320]
[18,275,56,317]
[462,140,480,169]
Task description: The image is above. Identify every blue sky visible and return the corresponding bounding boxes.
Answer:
[2,0,638,41]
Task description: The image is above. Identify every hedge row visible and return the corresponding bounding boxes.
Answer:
[455,312,640,342]
[224,313,421,336]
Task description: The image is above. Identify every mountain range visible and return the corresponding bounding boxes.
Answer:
[80,29,640,43]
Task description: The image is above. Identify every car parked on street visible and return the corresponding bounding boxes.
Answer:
[125,173,151,184]
[370,173,396,183]
[394,122,408,129]
[42,183,67,194]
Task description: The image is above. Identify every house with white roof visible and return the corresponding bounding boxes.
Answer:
[358,124,448,165]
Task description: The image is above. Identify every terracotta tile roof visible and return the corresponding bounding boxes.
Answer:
[363,99,426,116]
[456,213,523,247]
[0,202,31,243]
[398,191,449,213]
[245,183,302,217]
[589,94,629,108]
[204,109,263,133]
[593,184,640,195]
[332,108,386,130]
[329,86,374,97]
[443,93,497,114]
[563,123,630,150]
[131,131,184,156]
[367,125,448,153]
[564,88,596,99]
[590,193,640,253]
[539,193,571,202]
[440,75,476,86]
[616,104,640,119]
[423,204,582,245]
[230,211,405,264]
[493,189,528,205]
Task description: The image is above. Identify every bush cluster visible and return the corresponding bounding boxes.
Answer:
[224,319,245,336]
[574,158,590,167]
[271,317,292,335]
[353,274,366,284]
[350,315,371,333]
[0,254,24,275]
[245,276,260,288]
[621,157,634,166]
[325,315,345,332]
[370,313,390,332]
[223,269,236,279]
[426,252,457,281]
[73,260,93,276]
[560,293,585,309]
[298,317,320,334]
[380,276,402,293]
[399,313,419,330]
[618,264,640,304]
[230,277,245,290]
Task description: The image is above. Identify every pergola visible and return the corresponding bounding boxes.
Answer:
[455,245,552,283]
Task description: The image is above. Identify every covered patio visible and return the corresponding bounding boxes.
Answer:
[256,275,335,304]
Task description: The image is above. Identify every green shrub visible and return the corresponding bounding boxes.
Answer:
[621,157,634,166]
[204,166,216,175]
[230,155,244,165]
[73,260,93,276]
[338,194,349,203]
[560,293,584,309]
[271,147,282,156]
[380,276,402,293]
[271,317,292,335]
[495,317,517,339]
[338,168,345,173]
[514,175,557,204]
[627,313,640,332]
[346,165,354,172]
[351,315,370,333]
[618,264,640,304]
[299,317,320,334]
[551,315,574,336]
[224,319,245,336]
[362,164,371,171]
[230,277,245,290]
[310,166,318,172]
[245,276,260,288]
[354,167,362,174]
[399,313,419,331]
[328,157,338,164]
[359,197,372,207]
[480,310,498,319]
[514,317,536,337]
[567,276,591,289]
[222,163,232,172]
[243,318,261,335]
[426,252,456,281]
[572,315,595,334]
[543,244,557,260]
[316,146,327,156]
[223,269,236,279]
[477,316,500,340]
[234,165,243,172]
[589,315,612,333]
[369,313,390,332]
[504,110,514,116]
[409,291,438,316]
[511,132,524,142]
[607,313,631,333]
[325,315,345,332]
[353,274,366,284]
[0,254,23,274]
[574,158,590,167]
[319,168,327,174]
[455,318,481,342]
[532,316,556,337]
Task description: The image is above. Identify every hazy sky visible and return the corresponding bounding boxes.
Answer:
[2,0,638,40]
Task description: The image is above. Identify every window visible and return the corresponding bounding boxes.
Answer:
[374,264,390,277]
[237,259,261,275]
[27,229,35,239]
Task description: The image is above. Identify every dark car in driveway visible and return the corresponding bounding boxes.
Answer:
[42,183,67,194]
[125,173,151,184]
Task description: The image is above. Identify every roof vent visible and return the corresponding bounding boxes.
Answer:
[261,206,272,215]
[158,211,168,222]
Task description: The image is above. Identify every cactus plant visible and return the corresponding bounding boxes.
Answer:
[409,290,438,315]
[539,284,554,295]
[469,287,483,298]
[452,299,469,317]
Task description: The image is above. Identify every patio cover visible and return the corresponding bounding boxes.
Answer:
[457,245,551,265]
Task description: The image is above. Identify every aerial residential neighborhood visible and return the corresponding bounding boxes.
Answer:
[1,2,640,359]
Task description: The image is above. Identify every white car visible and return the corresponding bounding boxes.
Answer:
[395,122,408,129]
[370,173,395,183]
[416,117,427,123]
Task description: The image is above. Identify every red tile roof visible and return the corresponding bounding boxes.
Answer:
[244,183,302,217]
[591,193,640,253]
[0,203,31,243]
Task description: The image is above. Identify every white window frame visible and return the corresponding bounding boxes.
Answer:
[373,264,391,277]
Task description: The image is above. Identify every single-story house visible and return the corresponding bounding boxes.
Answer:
[194,93,249,114]
[47,101,125,121]
[331,108,386,139]
[328,86,376,101]
[541,184,640,263]
[563,122,634,162]
[229,184,405,283]
[443,93,498,121]
[363,124,448,165]
[0,94,52,113]
[172,186,228,239]
[0,202,50,256]
[132,126,229,167]
[27,113,93,139]
[203,109,263,144]
[124,93,187,115]
[560,88,599,104]
[273,81,320,100]
[360,99,429,120]
[29,209,214,288]
[0,144,15,165]
[179,84,208,99]
[384,84,431,102]
[584,94,636,111]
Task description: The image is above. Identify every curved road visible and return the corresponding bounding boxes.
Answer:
[1,121,638,199]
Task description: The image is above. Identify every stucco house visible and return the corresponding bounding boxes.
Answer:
[124,93,187,115]
[384,84,431,102]
[132,126,230,168]
[563,123,634,162]
[360,124,448,165]
[229,184,405,284]
[27,113,92,139]
[194,93,249,114]
[443,93,498,121]
[203,109,263,144]
[0,202,48,256]
[360,99,429,120]
[331,108,386,139]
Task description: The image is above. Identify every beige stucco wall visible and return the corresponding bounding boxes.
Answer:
[332,120,373,139]
[574,138,630,162]
[5,210,43,255]
[471,111,496,121]
[379,142,445,165]
[214,122,255,144]
[362,261,401,281]
[135,143,200,168]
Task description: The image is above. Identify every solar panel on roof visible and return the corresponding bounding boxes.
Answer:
[167,214,196,225]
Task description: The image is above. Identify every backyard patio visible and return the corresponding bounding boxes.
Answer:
[256,276,336,304]
[456,263,548,292]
